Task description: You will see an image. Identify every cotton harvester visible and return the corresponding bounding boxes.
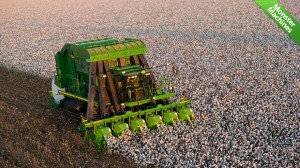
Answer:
[50,38,194,149]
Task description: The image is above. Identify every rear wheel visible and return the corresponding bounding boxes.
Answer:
[64,99,87,120]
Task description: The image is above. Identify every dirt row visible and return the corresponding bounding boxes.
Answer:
[0,66,136,168]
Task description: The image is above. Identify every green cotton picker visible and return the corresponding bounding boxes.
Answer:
[49,38,194,149]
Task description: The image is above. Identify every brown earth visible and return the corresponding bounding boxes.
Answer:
[0,66,136,168]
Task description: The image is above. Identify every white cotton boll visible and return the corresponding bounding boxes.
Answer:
[2,0,299,167]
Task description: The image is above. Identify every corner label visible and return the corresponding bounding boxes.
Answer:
[255,0,300,45]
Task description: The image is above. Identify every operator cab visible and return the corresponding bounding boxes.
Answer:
[111,65,152,103]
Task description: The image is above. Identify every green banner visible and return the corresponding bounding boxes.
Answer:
[255,0,300,45]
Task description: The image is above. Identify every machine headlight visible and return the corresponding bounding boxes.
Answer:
[121,103,125,109]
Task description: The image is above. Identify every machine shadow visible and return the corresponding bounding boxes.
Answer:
[0,66,136,167]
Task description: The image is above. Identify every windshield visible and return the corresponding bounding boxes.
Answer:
[115,75,150,102]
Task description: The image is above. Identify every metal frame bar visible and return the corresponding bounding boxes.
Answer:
[97,61,109,116]
[86,63,97,119]
[103,61,121,112]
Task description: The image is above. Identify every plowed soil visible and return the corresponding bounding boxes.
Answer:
[0,66,136,168]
